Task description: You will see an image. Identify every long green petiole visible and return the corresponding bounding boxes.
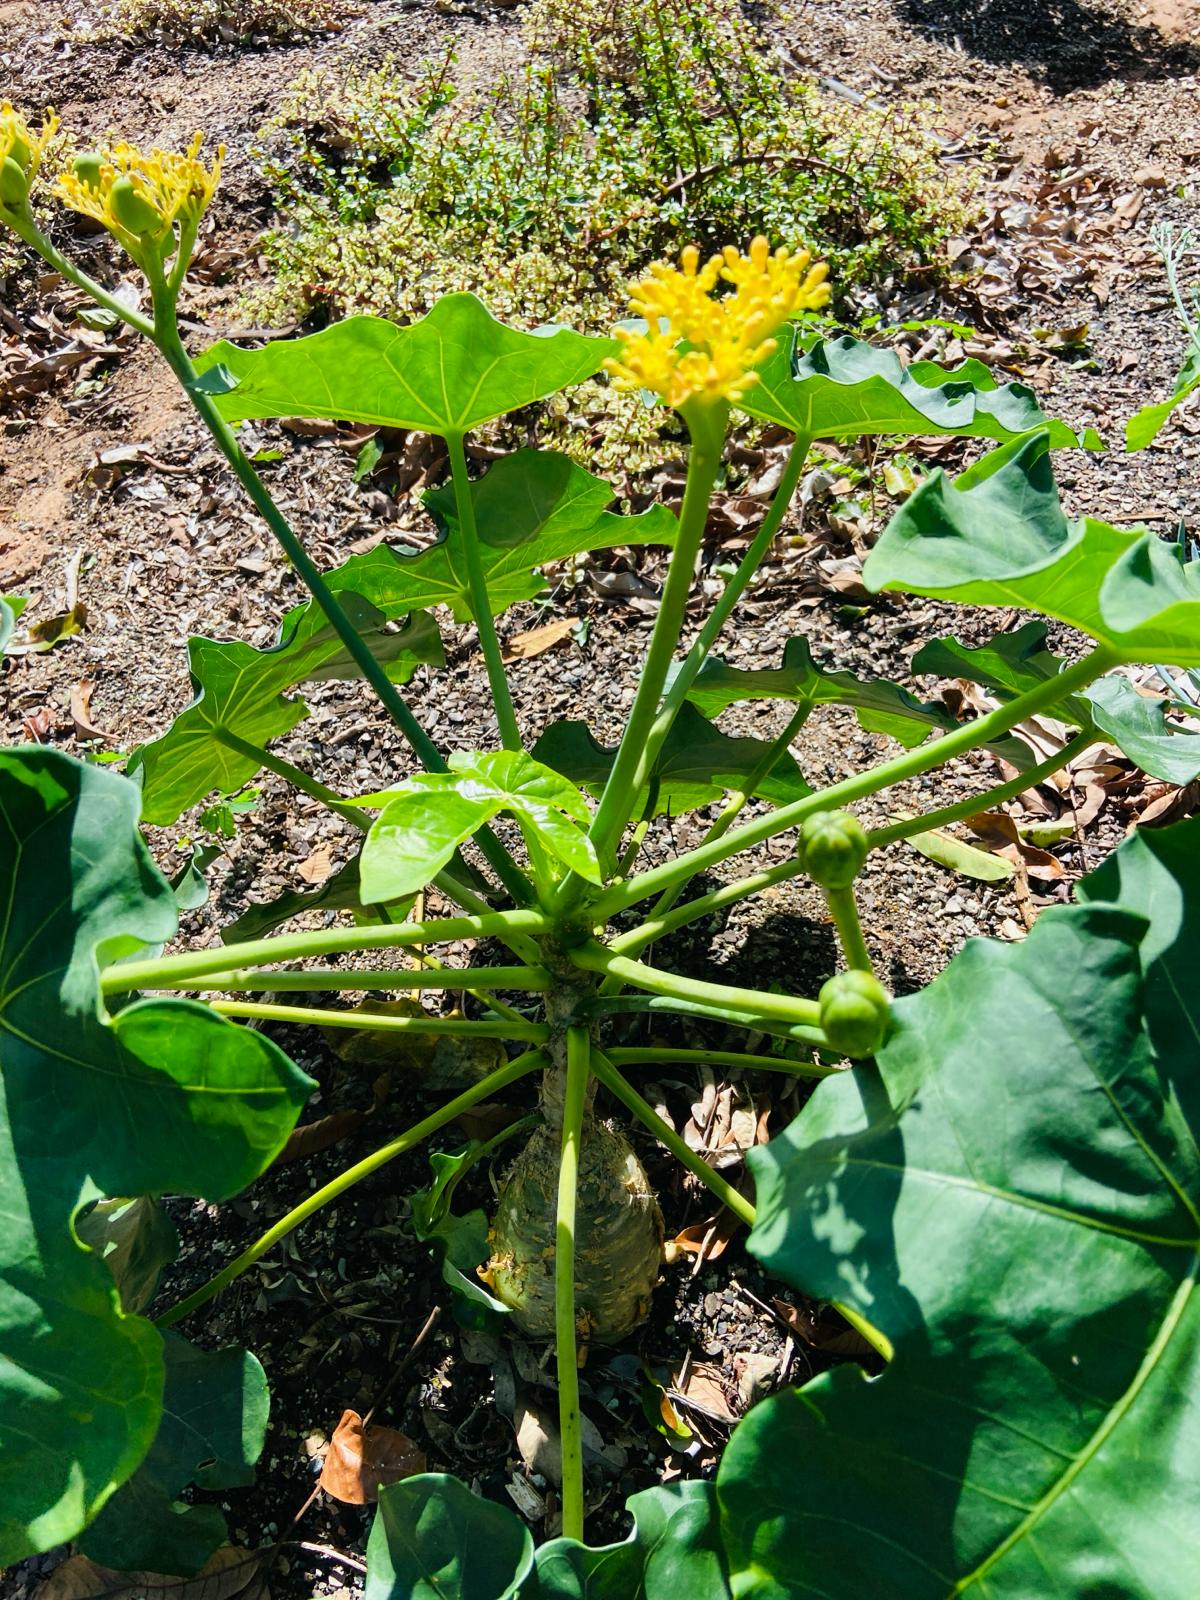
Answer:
[586,991,830,1047]
[156,1050,546,1328]
[137,964,553,993]
[144,277,534,909]
[590,647,1119,918]
[100,908,552,994]
[865,728,1099,850]
[569,942,823,1029]
[590,1050,754,1226]
[556,1026,592,1542]
[213,729,373,830]
[609,857,807,958]
[208,999,548,1043]
[445,431,523,752]
[605,1046,838,1080]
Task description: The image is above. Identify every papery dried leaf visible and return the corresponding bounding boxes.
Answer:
[274,1072,390,1165]
[502,615,577,662]
[318,1407,426,1505]
[37,1546,266,1600]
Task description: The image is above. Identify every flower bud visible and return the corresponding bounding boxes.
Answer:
[107,175,163,237]
[818,970,891,1058]
[72,152,104,190]
[0,155,29,208]
[800,810,869,890]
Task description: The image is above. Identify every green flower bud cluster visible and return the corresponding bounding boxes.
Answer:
[799,810,869,889]
[818,970,892,1058]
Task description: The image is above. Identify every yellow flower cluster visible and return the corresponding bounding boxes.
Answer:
[53,132,223,250]
[0,102,59,207]
[605,236,831,411]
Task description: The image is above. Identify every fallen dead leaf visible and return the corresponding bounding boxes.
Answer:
[319,1407,426,1504]
[502,615,577,662]
[36,1546,265,1600]
[273,1071,391,1165]
[295,844,336,885]
[70,677,107,741]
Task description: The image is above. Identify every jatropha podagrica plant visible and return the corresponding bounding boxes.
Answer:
[2,104,1200,1598]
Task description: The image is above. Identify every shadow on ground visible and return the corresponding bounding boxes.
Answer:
[896,0,1199,91]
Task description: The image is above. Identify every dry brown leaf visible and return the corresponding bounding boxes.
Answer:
[672,1361,737,1423]
[502,615,577,662]
[70,677,107,741]
[21,707,53,741]
[37,1547,265,1600]
[966,810,1067,880]
[327,999,504,1089]
[772,1297,878,1363]
[319,1407,426,1504]
[273,1071,390,1165]
[295,844,336,885]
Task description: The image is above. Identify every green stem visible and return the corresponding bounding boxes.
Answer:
[207,999,548,1043]
[580,405,728,875]
[587,992,830,1047]
[589,1050,754,1226]
[824,884,873,974]
[147,287,532,908]
[156,1049,546,1328]
[591,648,1118,918]
[6,209,156,338]
[865,729,1098,849]
[135,964,553,993]
[214,729,372,829]
[556,1027,591,1543]
[606,1046,837,1080]
[100,908,552,994]
[445,431,523,752]
[616,432,812,821]
[609,858,806,958]
[569,943,822,1029]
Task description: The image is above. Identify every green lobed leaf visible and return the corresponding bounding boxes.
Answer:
[741,329,1082,444]
[359,751,600,903]
[0,593,28,652]
[864,430,1200,664]
[1126,344,1200,451]
[531,1481,730,1599]
[719,818,1200,1597]
[0,748,313,1564]
[532,702,810,817]
[914,623,1200,784]
[684,636,1035,767]
[326,449,676,624]
[131,599,442,826]
[195,296,616,435]
[366,1473,535,1599]
[78,1334,270,1576]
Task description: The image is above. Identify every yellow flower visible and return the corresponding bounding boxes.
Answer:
[605,236,831,411]
[53,132,223,255]
[0,103,59,208]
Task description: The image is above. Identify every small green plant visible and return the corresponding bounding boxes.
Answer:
[1127,220,1200,449]
[89,0,346,43]
[2,108,1200,1596]
[250,0,965,332]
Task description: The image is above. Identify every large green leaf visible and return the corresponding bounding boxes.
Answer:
[360,751,600,902]
[865,430,1200,664]
[195,296,615,435]
[531,1482,730,1599]
[914,623,1200,783]
[532,702,810,817]
[1127,344,1200,451]
[131,600,441,826]
[719,820,1200,1597]
[741,330,1081,444]
[684,636,1034,767]
[0,748,312,1564]
[366,1473,535,1599]
[78,1334,269,1576]
[324,449,676,625]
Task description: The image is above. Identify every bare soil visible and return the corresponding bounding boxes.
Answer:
[2,0,1199,1592]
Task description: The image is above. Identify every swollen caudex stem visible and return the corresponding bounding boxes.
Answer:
[801,809,894,1058]
[486,952,664,1343]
